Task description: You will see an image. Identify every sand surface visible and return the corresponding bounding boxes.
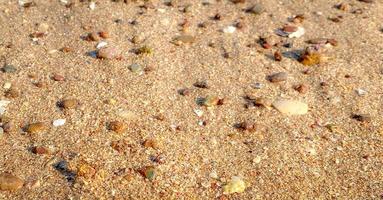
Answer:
[0,0,382,199]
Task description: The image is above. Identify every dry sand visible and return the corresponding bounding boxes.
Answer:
[0,0,382,199]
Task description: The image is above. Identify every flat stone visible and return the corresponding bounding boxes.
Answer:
[272,100,308,115]
[97,47,121,59]
[267,72,288,82]
[0,173,24,191]
[2,65,17,73]
[223,176,247,194]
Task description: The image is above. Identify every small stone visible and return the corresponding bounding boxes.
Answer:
[274,51,282,61]
[283,25,298,33]
[129,63,144,74]
[131,35,144,44]
[135,46,153,55]
[223,26,236,34]
[172,35,196,45]
[89,1,96,10]
[358,0,373,3]
[108,121,126,134]
[53,119,66,127]
[267,72,288,83]
[178,88,191,96]
[299,50,322,66]
[86,32,100,41]
[3,82,12,90]
[96,41,108,49]
[77,163,96,179]
[253,97,272,108]
[253,156,262,164]
[31,146,51,155]
[193,80,209,89]
[352,114,371,122]
[2,65,17,73]
[246,4,264,15]
[194,109,203,117]
[143,139,158,149]
[355,88,367,96]
[52,74,65,81]
[98,31,109,39]
[294,84,309,94]
[0,100,11,115]
[4,88,19,98]
[223,176,247,194]
[0,173,24,191]
[336,3,350,11]
[59,99,79,109]
[97,47,121,59]
[251,83,264,89]
[235,121,256,132]
[288,26,305,38]
[26,122,48,134]
[202,95,220,107]
[0,127,3,140]
[272,100,308,115]
[138,166,156,181]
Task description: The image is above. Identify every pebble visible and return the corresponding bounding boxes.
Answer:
[294,84,309,94]
[26,122,48,134]
[223,26,236,34]
[272,100,308,115]
[53,119,66,127]
[96,41,108,49]
[172,35,196,45]
[267,72,288,82]
[77,163,96,178]
[202,95,220,107]
[223,176,247,194]
[194,109,203,117]
[274,51,282,61]
[352,114,371,122]
[193,80,209,89]
[89,1,96,10]
[135,46,153,55]
[5,88,19,98]
[299,50,322,66]
[31,146,51,155]
[246,4,264,15]
[0,100,11,115]
[253,97,272,108]
[2,65,17,73]
[99,31,109,39]
[138,166,156,181]
[86,32,100,41]
[108,121,127,134]
[251,82,264,89]
[235,121,256,132]
[97,47,121,59]
[355,88,367,96]
[59,99,79,109]
[52,74,65,81]
[3,82,11,90]
[143,139,159,149]
[0,127,3,140]
[129,63,144,74]
[0,173,24,191]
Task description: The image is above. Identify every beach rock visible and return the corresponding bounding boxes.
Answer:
[223,176,247,194]
[108,121,126,134]
[138,166,155,181]
[0,173,24,191]
[272,100,308,115]
[172,35,196,45]
[2,65,17,73]
[0,100,11,115]
[202,95,220,107]
[52,74,65,81]
[77,163,96,178]
[143,139,159,149]
[59,99,79,109]
[267,72,288,82]
[97,47,121,59]
[31,146,51,155]
[26,122,48,134]
[53,119,66,127]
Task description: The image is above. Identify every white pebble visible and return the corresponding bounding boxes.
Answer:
[355,88,367,96]
[193,109,203,117]
[3,82,12,90]
[288,27,305,38]
[96,41,108,49]
[272,99,308,115]
[223,26,236,34]
[89,1,96,10]
[53,119,66,127]
[0,100,11,115]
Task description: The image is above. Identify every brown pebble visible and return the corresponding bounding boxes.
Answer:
[193,80,209,89]
[26,122,48,134]
[143,139,158,149]
[61,47,72,53]
[108,121,127,134]
[0,173,24,191]
[352,114,371,122]
[2,122,12,133]
[98,31,109,39]
[52,74,65,81]
[267,72,288,82]
[34,81,46,88]
[283,25,298,33]
[60,99,79,109]
[77,163,96,179]
[178,88,191,96]
[254,97,272,108]
[274,51,282,61]
[31,146,50,155]
[235,121,256,132]
[97,47,121,59]
[294,84,309,94]
[4,88,19,98]
[86,32,100,41]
